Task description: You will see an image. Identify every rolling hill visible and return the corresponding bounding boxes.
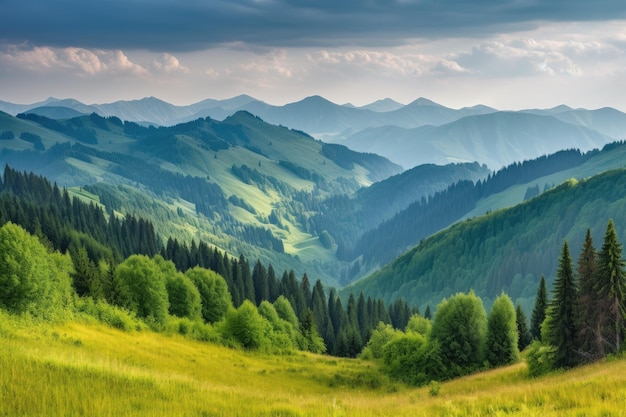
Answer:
[343,163,626,315]
[0,110,489,287]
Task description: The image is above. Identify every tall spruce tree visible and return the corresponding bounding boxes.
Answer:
[576,228,600,361]
[530,275,548,341]
[515,303,532,351]
[595,219,626,354]
[544,241,578,369]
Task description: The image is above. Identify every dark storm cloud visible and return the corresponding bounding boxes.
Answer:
[2,0,626,51]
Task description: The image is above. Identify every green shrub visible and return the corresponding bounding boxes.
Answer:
[185,267,232,324]
[113,255,169,326]
[382,334,445,386]
[77,297,145,331]
[428,380,441,396]
[221,300,271,350]
[526,341,556,377]
[360,322,401,360]
[431,291,487,378]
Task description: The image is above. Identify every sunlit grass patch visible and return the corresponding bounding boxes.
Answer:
[3,313,626,417]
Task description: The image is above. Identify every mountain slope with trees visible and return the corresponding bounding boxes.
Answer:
[0,110,491,286]
[344,167,626,315]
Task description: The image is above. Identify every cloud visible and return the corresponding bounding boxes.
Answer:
[152,53,189,74]
[453,40,587,77]
[3,0,626,51]
[308,49,468,78]
[0,45,148,76]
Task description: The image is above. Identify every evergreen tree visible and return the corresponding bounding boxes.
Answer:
[576,228,600,361]
[267,264,280,302]
[300,308,326,354]
[530,275,548,341]
[311,280,328,343]
[424,305,432,320]
[515,303,532,351]
[300,273,312,308]
[239,255,254,304]
[544,241,578,369]
[252,260,269,305]
[70,246,97,297]
[595,219,626,354]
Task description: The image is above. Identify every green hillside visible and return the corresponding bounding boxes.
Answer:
[3,312,626,417]
[344,167,626,314]
[0,111,487,286]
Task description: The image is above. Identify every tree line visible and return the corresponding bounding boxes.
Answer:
[527,220,626,374]
[0,166,414,357]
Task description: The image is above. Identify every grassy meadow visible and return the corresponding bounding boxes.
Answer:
[2,312,626,417]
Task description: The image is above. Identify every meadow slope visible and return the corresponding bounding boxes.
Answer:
[2,313,626,417]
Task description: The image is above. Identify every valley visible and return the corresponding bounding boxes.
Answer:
[3,94,626,415]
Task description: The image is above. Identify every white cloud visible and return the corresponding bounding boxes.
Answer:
[307,49,466,77]
[0,45,148,76]
[152,53,189,74]
[453,40,583,77]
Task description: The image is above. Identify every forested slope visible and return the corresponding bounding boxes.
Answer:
[345,168,626,313]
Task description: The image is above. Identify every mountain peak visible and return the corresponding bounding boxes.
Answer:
[361,98,405,112]
[408,97,441,107]
[548,104,574,113]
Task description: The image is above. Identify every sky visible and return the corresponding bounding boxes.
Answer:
[1,0,626,111]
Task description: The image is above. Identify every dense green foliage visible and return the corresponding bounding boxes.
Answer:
[529,220,626,375]
[344,148,592,269]
[113,255,170,326]
[486,293,520,367]
[185,267,232,324]
[0,166,417,357]
[431,292,487,378]
[346,168,626,313]
[0,222,73,319]
[365,291,525,386]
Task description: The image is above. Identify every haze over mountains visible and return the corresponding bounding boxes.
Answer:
[3,95,625,170]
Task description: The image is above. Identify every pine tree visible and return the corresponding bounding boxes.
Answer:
[576,228,600,361]
[595,219,626,354]
[252,260,269,305]
[515,303,532,351]
[530,275,548,341]
[544,241,578,369]
[311,280,328,343]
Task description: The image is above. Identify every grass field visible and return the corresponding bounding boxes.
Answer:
[2,312,626,417]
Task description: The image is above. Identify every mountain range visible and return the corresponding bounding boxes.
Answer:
[4,95,625,170]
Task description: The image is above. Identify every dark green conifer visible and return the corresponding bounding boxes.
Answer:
[530,275,548,340]
[544,241,578,369]
[595,219,626,354]
[576,228,600,361]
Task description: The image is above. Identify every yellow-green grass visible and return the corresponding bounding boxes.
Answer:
[3,313,626,417]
